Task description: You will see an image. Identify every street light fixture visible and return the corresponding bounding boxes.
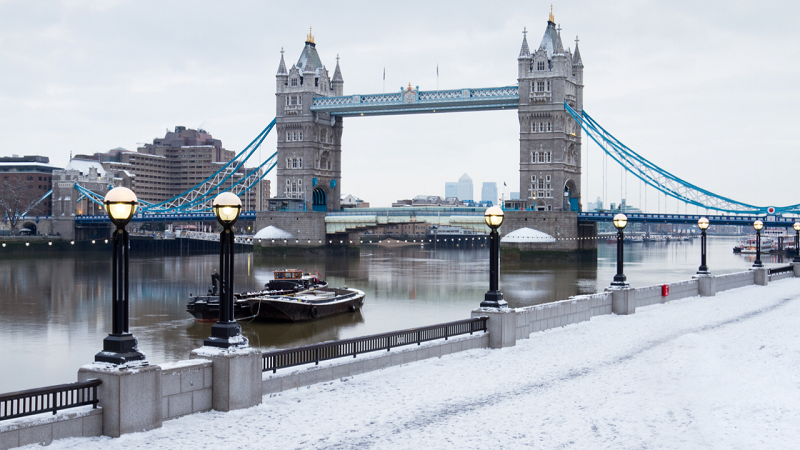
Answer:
[611,213,628,287]
[95,187,146,365]
[752,220,764,268]
[794,222,800,263]
[204,192,247,348]
[697,217,710,274]
[481,206,507,308]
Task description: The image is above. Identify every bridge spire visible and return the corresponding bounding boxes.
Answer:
[573,36,583,67]
[519,27,531,57]
[276,47,287,75]
[549,5,555,24]
[554,24,564,53]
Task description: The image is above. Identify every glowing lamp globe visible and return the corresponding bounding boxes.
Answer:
[213,192,242,227]
[613,213,628,230]
[104,187,138,227]
[698,217,710,230]
[484,206,505,230]
[794,222,800,232]
[753,220,764,231]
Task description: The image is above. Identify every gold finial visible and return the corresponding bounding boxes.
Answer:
[407,82,413,91]
[306,27,315,44]
[549,5,554,23]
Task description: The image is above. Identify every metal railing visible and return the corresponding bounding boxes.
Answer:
[768,265,795,275]
[262,317,488,373]
[0,379,101,421]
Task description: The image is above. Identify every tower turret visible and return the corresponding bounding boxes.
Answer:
[332,55,344,96]
[516,8,583,212]
[275,30,342,211]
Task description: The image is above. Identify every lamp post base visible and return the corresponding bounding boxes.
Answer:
[480,290,508,309]
[204,321,248,349]
[752,261,764,268]
[697,266,709,275]
[95,334,146,365]
[610,274,628,288]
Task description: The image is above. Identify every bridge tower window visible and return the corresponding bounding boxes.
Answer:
[537,81,545,92]
[547,122,552,132]
[537,61,545,71]
[291,78,298,87]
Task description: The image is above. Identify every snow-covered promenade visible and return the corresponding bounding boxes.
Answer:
[34,278,800,449]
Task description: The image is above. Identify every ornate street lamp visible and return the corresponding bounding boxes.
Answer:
[697,217,710,274]
[204,192,247,348]
[752,220,764,268]
[95,187,146,364]
[611,213,628,287]
[481,206,507,308]
[794,222,800,263]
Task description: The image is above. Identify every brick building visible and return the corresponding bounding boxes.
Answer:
[0,155,61,216]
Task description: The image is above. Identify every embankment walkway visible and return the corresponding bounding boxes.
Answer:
[25,277,800,449]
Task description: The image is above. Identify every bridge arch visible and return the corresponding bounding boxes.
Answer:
[312,187,328,212]
[564,179,579,212]
[21,221,37,235]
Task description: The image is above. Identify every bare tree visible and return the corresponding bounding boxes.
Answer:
[0,178,44,234]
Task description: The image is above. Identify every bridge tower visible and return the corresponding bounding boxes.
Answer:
[275,29,342,211]
[517,10,584,211]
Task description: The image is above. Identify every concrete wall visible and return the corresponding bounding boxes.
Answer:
[255,211,326,245]
[715,271,755,292]
[514,293,611,340]
[0,406,102,450]
[635,279,699,309]
[160,360,213,421]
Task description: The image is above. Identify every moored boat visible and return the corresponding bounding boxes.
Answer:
[186,269,327,322]
[244,287,366,322]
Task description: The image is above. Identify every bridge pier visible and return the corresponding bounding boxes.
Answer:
[500,211,597,253]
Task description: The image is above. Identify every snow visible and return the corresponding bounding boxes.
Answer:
[159,359,211,371]
[253,225,293,240]
[501,226,557,242]
[64,159,105,177]
[33,278,800,449]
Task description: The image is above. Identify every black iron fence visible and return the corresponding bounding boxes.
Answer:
[262,316,488,373]
[0,379,101,421]
[768,265,795,275]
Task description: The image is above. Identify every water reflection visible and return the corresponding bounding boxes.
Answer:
[0,236,784,392]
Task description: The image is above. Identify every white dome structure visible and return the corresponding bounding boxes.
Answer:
[254,226,294,240]
[501,227,556,243]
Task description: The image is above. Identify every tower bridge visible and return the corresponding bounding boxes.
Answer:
[40,11,799,246]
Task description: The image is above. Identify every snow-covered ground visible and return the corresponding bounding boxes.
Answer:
[34,279,800,449]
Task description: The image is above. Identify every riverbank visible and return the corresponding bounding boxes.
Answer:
[31,277,800,449]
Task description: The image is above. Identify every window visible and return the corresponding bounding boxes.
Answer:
[537,61,545,71]
[534,152,539,163]
[315,78,318,87]
[531,122,537,133]
[27,176,33,181]
[547,122,552,132]
[539,123,545,132]
[38,177,42,181]
[291,78,298,86]
[292,159,297,169]
[537,81,545,92]
[546,80,551,91]
[286,158,290,169]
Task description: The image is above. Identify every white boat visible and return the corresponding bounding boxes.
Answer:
[734,236,777,254]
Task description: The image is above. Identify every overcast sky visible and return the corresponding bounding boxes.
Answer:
[1,0,798,211]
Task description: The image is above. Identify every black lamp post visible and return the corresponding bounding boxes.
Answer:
[481,206,508,308]
[752,219,764,268]
[611,213,629,287]
[204,192,247,348]
[793,222,800,263]
[95,187,146,364]
[697,217,710,274]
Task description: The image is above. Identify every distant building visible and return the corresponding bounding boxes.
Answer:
[392,195,464,207]
[0,155,61,217]
[73,127,270,210]
[481,182,498,206]
[457,173,473,201]
[510,192,520,200]
[587,197,603,212]
[444,182,458,199]
[341,194,369,209]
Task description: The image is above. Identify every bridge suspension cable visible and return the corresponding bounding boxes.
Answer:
[565,103,800,215]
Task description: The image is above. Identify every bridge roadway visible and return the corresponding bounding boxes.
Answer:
[71,209,798,230]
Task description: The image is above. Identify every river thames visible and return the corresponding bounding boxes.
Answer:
[0,237,790,393]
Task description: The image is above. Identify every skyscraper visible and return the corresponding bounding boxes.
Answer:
[481,182,498,205]
[457,173,473,201]
[445,182,458,199]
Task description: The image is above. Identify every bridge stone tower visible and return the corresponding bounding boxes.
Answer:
[275,29,342,211]
[517,10,584,212]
